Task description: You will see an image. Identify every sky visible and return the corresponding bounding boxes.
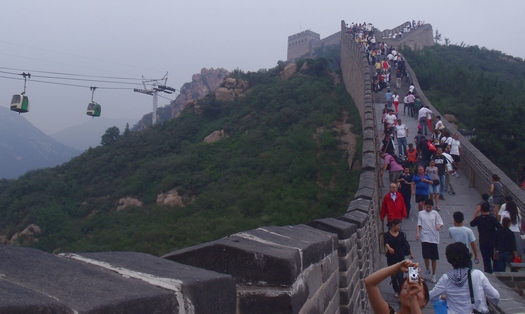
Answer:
[0,0,523,135]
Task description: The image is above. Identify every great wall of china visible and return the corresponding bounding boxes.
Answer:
[2,21,525,313]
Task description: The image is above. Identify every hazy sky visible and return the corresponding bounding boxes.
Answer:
[0,0,522,135]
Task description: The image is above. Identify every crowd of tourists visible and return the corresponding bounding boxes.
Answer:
[381,20,426,40]
[367,48,519,314]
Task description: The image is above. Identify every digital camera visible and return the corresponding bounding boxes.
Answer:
[408,266,418,282]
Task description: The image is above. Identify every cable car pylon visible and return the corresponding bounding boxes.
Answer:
[133,73,176,125]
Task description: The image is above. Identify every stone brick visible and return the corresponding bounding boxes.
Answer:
[238,290,293,314]
[308,218,357,240]
[340,209,369,228]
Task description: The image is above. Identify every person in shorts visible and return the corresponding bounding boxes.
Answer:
[412,166,431,211]
[416,199,443,283]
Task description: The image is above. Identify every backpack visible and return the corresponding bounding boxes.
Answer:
[427,140,437,153]
[393,154,405,166]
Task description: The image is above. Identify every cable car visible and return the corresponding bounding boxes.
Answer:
[10,94,30,113]
[86,101,101,117]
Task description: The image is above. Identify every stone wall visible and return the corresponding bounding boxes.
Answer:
[287,30,321,62]
[7,19,525,314]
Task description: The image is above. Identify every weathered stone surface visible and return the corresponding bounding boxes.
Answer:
[0,280,70,313]
[156,188,184,207]
[307,218,356,240]
[163,225,336,286]
[281,63,297,80]
[70,251,236,314]
[1,246,179,313]
[9,224,41,245]
[215,87,236,102]
[339,210,369,228]
[203,129,227,143]
[116,197,142,211]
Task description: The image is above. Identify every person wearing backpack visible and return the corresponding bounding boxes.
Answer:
[380,152,404,184]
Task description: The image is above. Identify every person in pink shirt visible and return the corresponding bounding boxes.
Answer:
[380,152,404,183]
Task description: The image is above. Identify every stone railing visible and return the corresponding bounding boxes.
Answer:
[404,51,525,314]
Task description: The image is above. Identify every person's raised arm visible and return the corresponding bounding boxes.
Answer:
[364,260,419,314]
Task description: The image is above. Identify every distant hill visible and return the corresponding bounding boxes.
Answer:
[51,118,135,151]
[0,59,361,255]
[0,106,81,179]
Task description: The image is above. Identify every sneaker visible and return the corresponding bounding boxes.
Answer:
[431,275,437,283]
[448,191,454,195]
[452,191,456,194]
[394,292,399,298]
[439,195,445,200]
[435,206,441,211]
[455,173,460,178]
[424,270,431,279]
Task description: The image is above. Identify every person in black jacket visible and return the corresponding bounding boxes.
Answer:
[470,202,502,273]
[493,217,518,272]
[383,219,413,295]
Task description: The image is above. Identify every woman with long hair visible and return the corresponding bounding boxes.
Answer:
[500,200,524,258]
[430,242,499,313]
[490,174,503,217]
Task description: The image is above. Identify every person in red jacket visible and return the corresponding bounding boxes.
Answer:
[381,183,408,226]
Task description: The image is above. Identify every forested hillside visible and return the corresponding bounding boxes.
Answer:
[0,58,361,256]
[402,44,525,180]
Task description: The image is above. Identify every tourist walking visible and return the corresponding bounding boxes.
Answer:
[490,174,503,218]
[397,168,413,218]
[429,242,499,313]
[416,199,443,283]
[412,166,432,211]
[493,217,518,272]
[448,211,479,264]
[470,203,502,273]
[380,183,407,224]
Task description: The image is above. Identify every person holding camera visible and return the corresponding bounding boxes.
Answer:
[365,259,429,314]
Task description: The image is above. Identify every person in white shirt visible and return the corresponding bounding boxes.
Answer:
[395,119,408,157]
[448,133,462,177]
[430,242,499,314]
[418,106,432,136]
[416,199,443,283]
[434,116,445,131]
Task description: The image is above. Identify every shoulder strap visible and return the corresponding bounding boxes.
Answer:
[468,269,475,305]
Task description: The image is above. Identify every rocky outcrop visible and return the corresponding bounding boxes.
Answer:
[134,68,230,130]
[204,130,228,143]
[214,78,249,102]
[116,197,143,211]
[157,189,184,207]
[280,63,297,79]
[9,224,41,246]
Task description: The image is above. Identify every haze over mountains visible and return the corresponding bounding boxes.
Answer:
[0,106,81,179]
[50,118,134,151]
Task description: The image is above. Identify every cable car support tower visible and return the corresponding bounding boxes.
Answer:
[133,73,176,125]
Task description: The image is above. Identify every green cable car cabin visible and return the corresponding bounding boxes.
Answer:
[10,94,30,113]
[86,101,101,117]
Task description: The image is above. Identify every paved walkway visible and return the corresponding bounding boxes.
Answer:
[374,97,485,313]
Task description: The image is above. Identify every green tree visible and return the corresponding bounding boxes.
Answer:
[434,30,442,43]
[101,126,120,146]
